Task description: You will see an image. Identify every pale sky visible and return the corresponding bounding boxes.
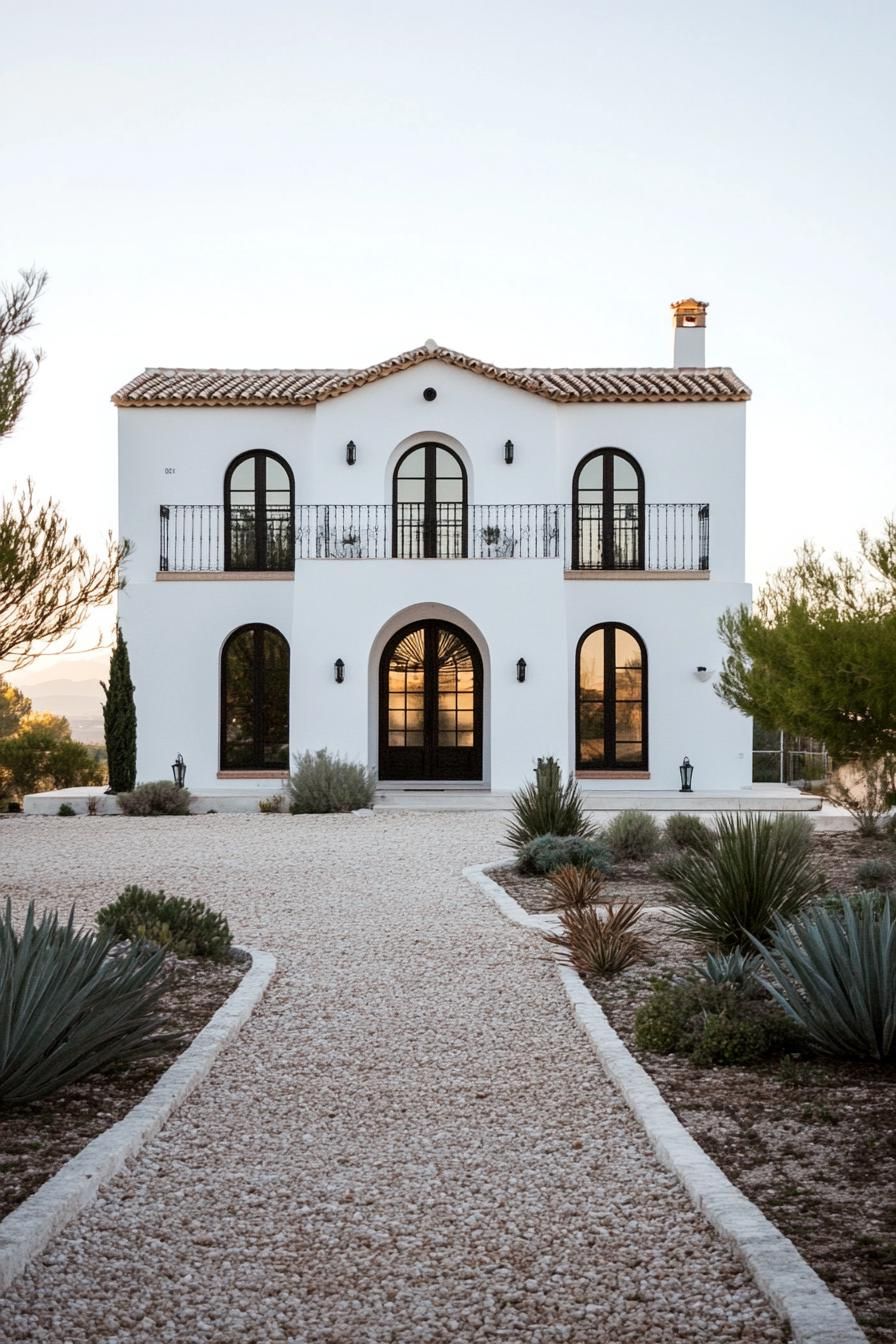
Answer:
[3,0,895,673]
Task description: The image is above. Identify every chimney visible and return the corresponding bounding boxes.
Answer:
[671,298,708,367]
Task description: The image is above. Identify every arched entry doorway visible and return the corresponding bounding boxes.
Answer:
[379,620,483,781]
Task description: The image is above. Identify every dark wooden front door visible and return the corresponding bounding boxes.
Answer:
[379,621,482,781]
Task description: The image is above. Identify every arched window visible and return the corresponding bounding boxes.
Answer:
[220,625,290,769]
[224,451,294,571]
[572,449,644,570]
[392,443,467,558]
[576,623,647,770]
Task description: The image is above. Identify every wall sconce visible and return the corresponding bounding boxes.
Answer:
[171,753,187,788]
[334,658,345,684]
[504,439,514,464]
[679,755,694,792]
[695,666,714,683]
[345,440,357,466]
[516,657,527,683]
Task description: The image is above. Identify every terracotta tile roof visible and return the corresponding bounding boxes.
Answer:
[112,343,750,407]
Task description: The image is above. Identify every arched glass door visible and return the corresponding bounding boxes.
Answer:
[380,620,482,780]
[573,449,644,569]
[576,623,647,770]
[224,451,294,570]
[393,443,467,558]
[220,624,290,769]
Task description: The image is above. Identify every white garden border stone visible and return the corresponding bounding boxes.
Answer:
[0,946,276,1292]
[463,863,867,1344]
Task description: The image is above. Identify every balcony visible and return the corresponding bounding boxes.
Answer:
[158,502,710,573]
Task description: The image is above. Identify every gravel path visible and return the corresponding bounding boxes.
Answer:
[0,814,790,1343]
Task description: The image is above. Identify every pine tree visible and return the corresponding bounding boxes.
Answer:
[103,625,137,792]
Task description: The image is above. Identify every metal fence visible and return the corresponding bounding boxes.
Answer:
[159,502,710,572]
[752,749,832,785]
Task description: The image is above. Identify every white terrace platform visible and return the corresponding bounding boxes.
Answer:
[22,782,828,818]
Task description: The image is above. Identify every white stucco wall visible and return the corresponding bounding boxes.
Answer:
[118,358,751,792]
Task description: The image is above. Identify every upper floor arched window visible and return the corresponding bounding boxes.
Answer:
[576,622,647,770]
[572,448,644,570]
[224,451,294,571]
[220,623,290,769]
[392,442,467,558]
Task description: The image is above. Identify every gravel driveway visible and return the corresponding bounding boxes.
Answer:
[0,814,789,1343]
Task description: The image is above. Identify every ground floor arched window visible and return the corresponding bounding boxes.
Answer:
[220,624,289,769]
[576,623,647,769]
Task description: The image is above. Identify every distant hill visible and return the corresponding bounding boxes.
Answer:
[6,657,109,744]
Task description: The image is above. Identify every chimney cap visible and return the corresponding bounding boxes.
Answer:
[671,298,708,328]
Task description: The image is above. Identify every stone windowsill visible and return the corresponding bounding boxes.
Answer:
[216,771,289,780]
[576,770,651,780]
[564,570,709,582]
[157,571,293,582]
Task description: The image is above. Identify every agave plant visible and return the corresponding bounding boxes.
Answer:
[505,756,592,855]
[751,893,896,1061]
[544,864,605,910]
[0,899,182,1106]
[544,901,647,976]
[693,948,762,986]
[664,812,825,952]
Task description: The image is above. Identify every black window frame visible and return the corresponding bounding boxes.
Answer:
[220,623,290,770]
[572,447,645,570]
[391,442,468,558]
[223,450,295,572]
[575,621,648,771]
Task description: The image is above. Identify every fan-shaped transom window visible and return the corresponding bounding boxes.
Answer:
[573,449,644,570]
[379,620,482,780]
[224,451,294,571]
[576,623,647,770]
[220,624,290,769]
[393,443,467,558]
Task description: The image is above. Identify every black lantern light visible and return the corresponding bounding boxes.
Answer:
[172,753,187,788]
[516,657,527,683]
[345,440,357,465]
[679,755,694,793]
[423,386,437,401]
[504,439,514,464]
[334,658,345,684]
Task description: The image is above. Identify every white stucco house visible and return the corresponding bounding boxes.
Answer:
[113,299,752,796]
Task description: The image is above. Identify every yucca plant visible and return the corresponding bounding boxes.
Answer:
[544,863,605,910]
[505,756,592,855]
[664,812,826,952]
[544,901,646,976]
[0,900,181,1106]
[752,893,896,1061]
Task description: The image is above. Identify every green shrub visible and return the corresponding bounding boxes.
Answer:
[505,757,592,855]
[604,810,661,861]
[854,857,896,891]
[517,833,613,876]
[57,803,76,817]
[664,812,825,952]
[662,813,717,855]
[815,888,890,919]
[258,793,284,814]
[544,902,647,976]
[752,893,896,1060]
[96,886,232,961]
[287,749,376,813]
[117,780,193,817]
[634,976,802,1066]
[0,899,180,1105]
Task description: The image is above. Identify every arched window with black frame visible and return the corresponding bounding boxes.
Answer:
[572,448,644,570]
[224,451,294,571]
[576,623,647,770]
[392,442,467,558]
[220,624,290,770]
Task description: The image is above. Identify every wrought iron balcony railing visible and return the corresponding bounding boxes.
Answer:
[159,502,710,573]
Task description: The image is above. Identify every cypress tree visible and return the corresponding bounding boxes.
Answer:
[102,624,137,792]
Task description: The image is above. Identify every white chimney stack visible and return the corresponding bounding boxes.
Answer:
[671,298,708,368]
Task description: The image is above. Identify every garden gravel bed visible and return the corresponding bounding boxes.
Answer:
[0,953,246,1221]
[0,814,789,1343]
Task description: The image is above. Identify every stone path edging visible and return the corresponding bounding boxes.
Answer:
[463,863,867,1344]
[0,946,276,1292]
